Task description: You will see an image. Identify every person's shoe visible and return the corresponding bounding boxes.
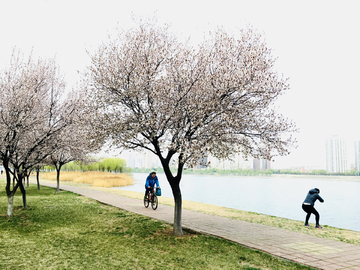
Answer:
[315,225,323,229]
[304,223,310,227]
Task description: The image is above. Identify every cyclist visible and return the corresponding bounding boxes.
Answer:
[144,171,160,202]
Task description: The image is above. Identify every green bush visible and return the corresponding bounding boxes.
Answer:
[59,158,131,173]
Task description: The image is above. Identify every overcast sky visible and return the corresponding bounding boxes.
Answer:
[1,0,359,169]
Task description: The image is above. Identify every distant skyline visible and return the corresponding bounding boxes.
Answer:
[1,0,359,169]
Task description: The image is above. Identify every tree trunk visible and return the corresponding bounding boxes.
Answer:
[171,182,183,236]
[7,195,14,217]
[18,178,27,208]
[36,168,40,190]
[6,183,19,217]
[27,174,29,187]
[56,167,61,194]
[4,159,15,217]
[161,156,184,236]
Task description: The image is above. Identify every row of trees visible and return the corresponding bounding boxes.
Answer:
[274,169,360,176]
[45,157,129,173]
[132,167,274,176]
[1,19,296,236]
[133,167,360,176]
[0,51,100,216]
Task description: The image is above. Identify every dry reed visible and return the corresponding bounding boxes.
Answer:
[40,171,134,187]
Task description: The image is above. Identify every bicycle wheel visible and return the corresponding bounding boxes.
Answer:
[151,194,158,210]
[144,195,149,208]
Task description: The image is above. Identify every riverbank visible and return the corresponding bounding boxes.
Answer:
[271,174,360,182]
[127,172,360,232]
[179,173,360,181]
[133,167,360,180]
[33,177,360,246]
[31,178,360,269]
[106,186,360,246]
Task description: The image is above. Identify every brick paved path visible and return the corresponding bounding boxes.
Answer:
[38,182,360,270]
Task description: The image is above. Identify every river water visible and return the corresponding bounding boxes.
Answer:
[114,173,360,232]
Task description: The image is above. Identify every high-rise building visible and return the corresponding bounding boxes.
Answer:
[253,147,271,171]
[253,157,271,171]
[142,151,161,169]
[355,141,360,171]
[325,135,347,173]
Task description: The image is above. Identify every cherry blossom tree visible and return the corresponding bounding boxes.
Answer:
[48,118,101,193]
[34,164,44,190]
[0,50,78,216]
[85,22,296,236]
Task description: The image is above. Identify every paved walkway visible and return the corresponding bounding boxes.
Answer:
[37,182,360,270]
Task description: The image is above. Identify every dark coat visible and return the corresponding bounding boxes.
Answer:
[303,188,324,206]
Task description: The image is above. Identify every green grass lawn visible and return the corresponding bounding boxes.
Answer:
[0,182,314,270]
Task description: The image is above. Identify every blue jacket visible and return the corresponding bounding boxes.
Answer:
[145,174,159,188]
[303,188,324,206]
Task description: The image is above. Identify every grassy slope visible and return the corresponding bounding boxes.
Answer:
[35,174,360,246]
[86,184,360,246]
[0,180,313,270]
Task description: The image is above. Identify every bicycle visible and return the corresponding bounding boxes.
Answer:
[144,188,158,210]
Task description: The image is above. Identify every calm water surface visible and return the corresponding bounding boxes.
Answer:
[115,173,360,232]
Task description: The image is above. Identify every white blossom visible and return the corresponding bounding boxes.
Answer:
[85,21,297,235]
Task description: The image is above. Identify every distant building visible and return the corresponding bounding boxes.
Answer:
[253,147,271,171]
[253,158,271,171]
[207,153,252,170]
[141,151,161,169]
[355,141,360,171]
[127,152,143,168]
[126,151,161,169]
[325,135,347,173]
[194,156,208,169]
